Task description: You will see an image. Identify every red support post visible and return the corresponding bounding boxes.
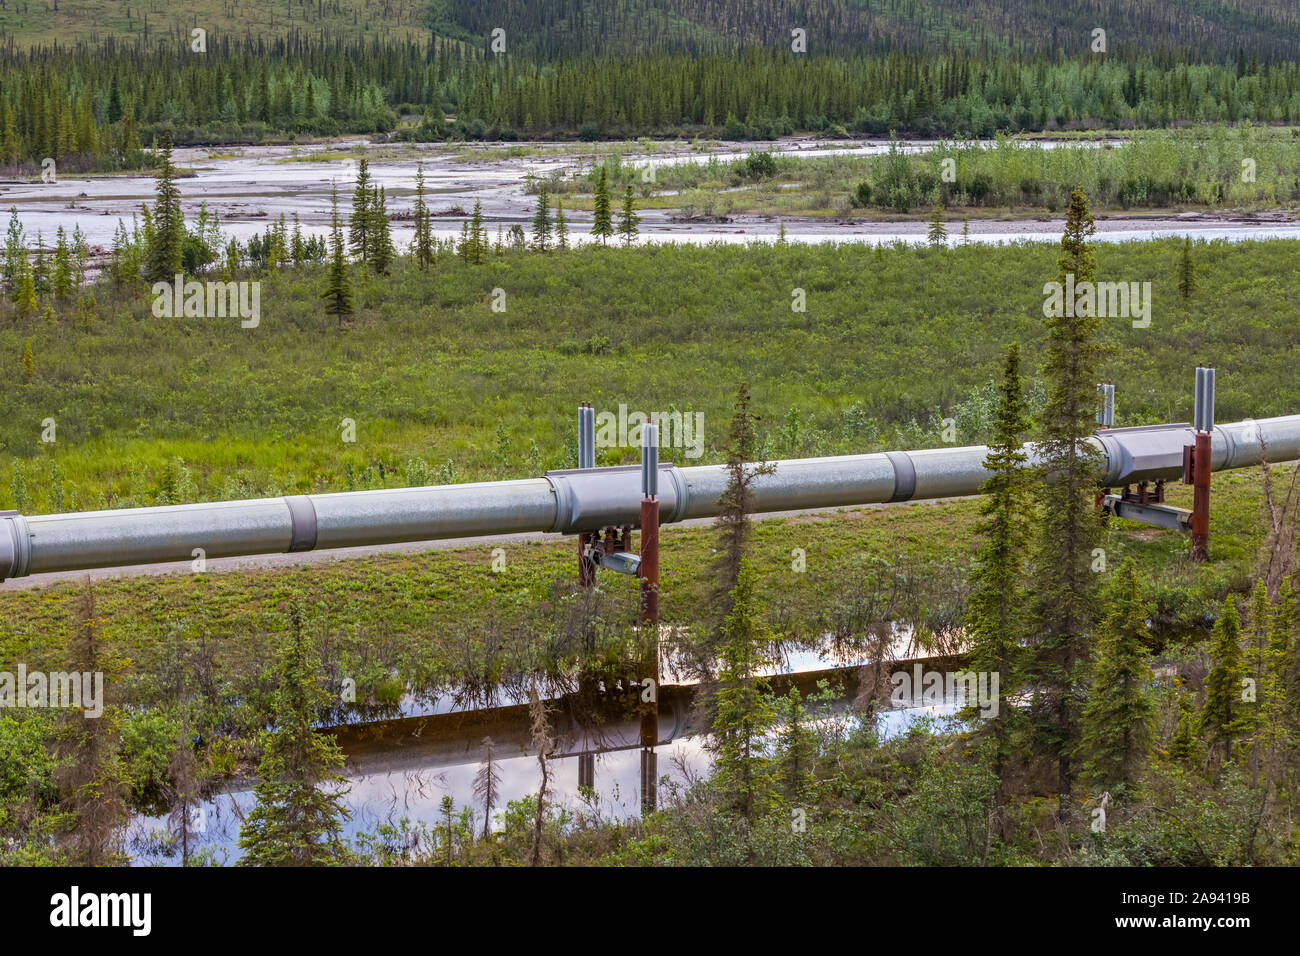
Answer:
[638,497,660,748]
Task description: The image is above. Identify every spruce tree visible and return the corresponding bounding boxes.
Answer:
[591,165,613,244]
[1244,579,1271,768]
[457,221,470,262]
[712,383,775,625]
[321,182,353,327]
[32,233,49,298]
[21,338,34,381]
[711,561,776,822]
[51,227,74,300]
[1274,581,1300,738]
[1200,595,1248,767]
[413,161,434,270]
[237,606,353,866]
[927,204,948,247]
[531,184,552,252]
[618,184,640,246]
[1251,578,1294,784]
[368,186,395,275]
[1026,186,1106,811]
[964,343,1032,802]
[774,688,816,801]
[468,200,486,264]
[348,157,372,266]
[1167,682,1201,765]
[3,208,25,296]
[144,131,184,284]
[555,199,569,250]
[1080,558,1156,794]
[71,226,89,290]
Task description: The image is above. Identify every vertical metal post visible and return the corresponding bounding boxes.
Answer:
[577,402,597,587]
[1096,383,1114,428]
[1191,368,1213,562]
[638,424,660,812]
[640,748,657,813]
[574,404,598,799]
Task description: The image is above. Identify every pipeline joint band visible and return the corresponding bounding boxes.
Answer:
[0,511,32,580]
[284,496,318,552]
[885,451,917,502]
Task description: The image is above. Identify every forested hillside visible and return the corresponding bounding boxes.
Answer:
[6,1,1299,60]
[0,1,1295,163]
[5,40,1300,170]
[433,0,1300,60]
[0,0,433,47]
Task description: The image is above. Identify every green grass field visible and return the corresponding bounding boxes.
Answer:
[2,237,1298,516]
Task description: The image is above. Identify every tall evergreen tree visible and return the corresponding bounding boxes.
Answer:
[413,161,434,270]
[1274,581,1300,740]
[591,166,613,245]
[1167,682,1201,765]
[773,688,816,801]
[468,200,487,264]
[712,383,775,627]
[348,157,373,266]
[3,208,25,296]
[144,131,184,284]
[555,199,569,250]
[237,606,353,866]
[1026,186,1106,812]
[711,561,776,822]
[618,184,640,246]
[368,185,395,274]
[51,226,74,300]
[1200,595,1248,767]
[531,184,552,252]
[964,343,1032,805]
[321,182,353,327]
[31,233,49,298]
[1079,558,1156,794]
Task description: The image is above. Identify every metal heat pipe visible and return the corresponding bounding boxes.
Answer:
[3,414,1299,582]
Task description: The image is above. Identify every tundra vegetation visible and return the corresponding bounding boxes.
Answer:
[2,195,1299,860]
[3,17,1300,860]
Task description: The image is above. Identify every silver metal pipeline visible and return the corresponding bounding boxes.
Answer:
[3,414,1299,581]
